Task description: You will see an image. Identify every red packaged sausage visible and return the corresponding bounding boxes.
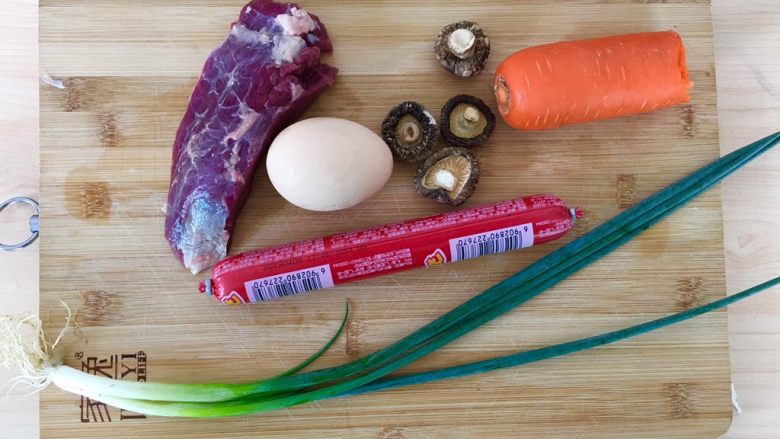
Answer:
[201,194,582,304]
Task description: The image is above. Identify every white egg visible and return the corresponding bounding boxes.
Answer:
[266,117,394,211]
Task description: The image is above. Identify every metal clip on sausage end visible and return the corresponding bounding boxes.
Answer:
[0,197,40,251]
[198,279,213,296]
[570,207,585,224]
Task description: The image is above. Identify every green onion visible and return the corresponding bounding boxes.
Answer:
[3,131,778,417]
[50,278,780,418]
[274,302,349,378]
[47,302,349,403]
[344,276,780,396]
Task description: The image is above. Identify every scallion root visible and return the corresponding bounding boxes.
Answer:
[0,301,71,394]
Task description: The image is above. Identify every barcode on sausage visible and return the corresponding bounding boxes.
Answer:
[244,264,335,302]
[449,223,534,262]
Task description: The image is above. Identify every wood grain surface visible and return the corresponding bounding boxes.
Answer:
[0,0,777,438]
[37,1,731,438]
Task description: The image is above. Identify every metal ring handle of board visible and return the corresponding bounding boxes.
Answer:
[0,197,40,251]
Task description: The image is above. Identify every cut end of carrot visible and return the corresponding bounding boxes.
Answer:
[672,30,693,92]
[494,75,511,116]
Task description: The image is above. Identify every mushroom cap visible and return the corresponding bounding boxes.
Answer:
[381,101,439,162]
[434,21,490,77]
[415,147,480,206]
[440,94,496,147]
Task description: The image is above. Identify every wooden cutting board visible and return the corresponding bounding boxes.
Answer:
[39,1,730,437]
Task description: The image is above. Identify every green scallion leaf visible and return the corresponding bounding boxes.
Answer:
[344,276,780,396]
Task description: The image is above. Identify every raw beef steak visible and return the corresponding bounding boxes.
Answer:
[165,0,337,274]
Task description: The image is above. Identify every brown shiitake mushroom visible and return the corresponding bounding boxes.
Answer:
[415,147,479,206]
[381,101,438,162]
[441,94,496,147]
[434,21,490,77]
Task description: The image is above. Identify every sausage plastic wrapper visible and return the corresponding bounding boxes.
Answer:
[200,194,583,304]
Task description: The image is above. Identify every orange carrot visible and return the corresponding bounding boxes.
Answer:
[493,31,693,131]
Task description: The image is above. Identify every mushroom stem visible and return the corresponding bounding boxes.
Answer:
[448,28,476,59]
[434,169,457,192]
[400,120,420,143]
[462,106,481,123]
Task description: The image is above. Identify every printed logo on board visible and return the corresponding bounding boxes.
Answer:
[221,291,246,305]
[75,351,147,422]
[424,248,447,267]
